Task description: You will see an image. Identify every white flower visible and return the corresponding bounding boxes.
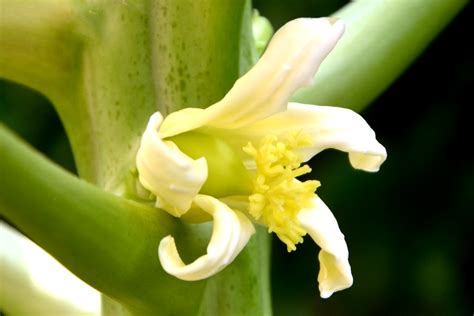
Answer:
[136,17,386,298]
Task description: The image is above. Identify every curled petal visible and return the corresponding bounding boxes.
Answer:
[136,112,208,216]
[158,195,255,281]
[159,18,345,138]
[222,103,386,172]
[297,197,353,298]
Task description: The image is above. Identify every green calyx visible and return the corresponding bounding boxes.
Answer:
[169,131,252,198]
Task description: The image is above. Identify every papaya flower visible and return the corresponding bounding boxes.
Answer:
[136,17,386,298]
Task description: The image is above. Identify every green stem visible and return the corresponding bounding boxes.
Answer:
[0,0,256,190]
[149,0,252,114]
[0,0,81,101]
[0,0,156,187]
[1,0,272,314]
[293,0,468,112]
[198,228,272,316]
[0,124,211,314]
[0,124,272,315]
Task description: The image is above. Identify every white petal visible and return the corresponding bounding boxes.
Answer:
[159,18,345,138]
[297,197,353,298]
[136,112,208,216]
[221,103,386,172]
[158,195,255,281]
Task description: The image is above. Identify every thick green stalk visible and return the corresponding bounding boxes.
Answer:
[0,0,81,101]
[1,0,272,314]
[293,0,468,112]
[198,228,272,316]
[0,0,257,190]
[149,0,250,114]
[0,124,272,315]
[0,125,211,314]
[0,0,156,187]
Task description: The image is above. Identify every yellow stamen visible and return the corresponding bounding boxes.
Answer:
[243,132,321,252]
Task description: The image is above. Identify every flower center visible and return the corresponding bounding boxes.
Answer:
[243,132,320,252]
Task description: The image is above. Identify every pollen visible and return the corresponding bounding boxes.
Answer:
[243,132,321,252]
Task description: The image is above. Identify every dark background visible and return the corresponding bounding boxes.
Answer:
[1,1,472,315]
[253,1,473,315]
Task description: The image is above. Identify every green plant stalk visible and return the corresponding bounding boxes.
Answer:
[1,0,272,314]
[0,124,209,314]
[0,0,81,100]
[293,0,468,112]
[197,228,272,316]
[0,125,272,315]
[149,0,254,114]
[0,123,272,314]
[0,0,467,314]
[0,0,255,189]
[0,0,154,187]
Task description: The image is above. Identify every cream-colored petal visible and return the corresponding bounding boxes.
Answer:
[136,112,208,217]
[158,195,255,281]
[159,18,345,138]
[220,102,386,172]
[297,197,353,298]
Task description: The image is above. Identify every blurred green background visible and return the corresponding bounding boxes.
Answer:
[1,1,472,315]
